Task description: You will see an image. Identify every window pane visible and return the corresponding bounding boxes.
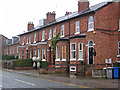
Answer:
[38,48,40,57]
[61,25,64,36]
[71,44,75,50]
[79,51,83,59]
[76,21,79,33]
[118,48,120,55]
[71,51,76,59]
[34,33,36,42]
[79,43,82,50]
[42,48,45,59]
[62,46,66,59]
[42,31,45,40]
[29,35,31,43]
[53,28,56,37]
[49,29,51,39]
[119,19,120,29]
[56,47,60,59]
[88,16,94,30]
[22,51,24,59]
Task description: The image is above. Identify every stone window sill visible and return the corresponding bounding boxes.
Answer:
[55,59,60,62]
[117,55,120,58]
[78,59,84,61]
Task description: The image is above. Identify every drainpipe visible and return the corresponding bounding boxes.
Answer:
[68,22,71,73]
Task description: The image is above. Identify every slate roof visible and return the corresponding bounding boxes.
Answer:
[18,1,112,36]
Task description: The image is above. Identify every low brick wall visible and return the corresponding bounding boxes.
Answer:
[39,67,67,74]
[14,67,33,70]
[39,68,47,73]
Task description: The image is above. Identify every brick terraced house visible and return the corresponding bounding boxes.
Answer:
[18,0,120,74]
[2,36,19,57]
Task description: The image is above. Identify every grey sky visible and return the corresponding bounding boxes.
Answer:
[0,0,110,38]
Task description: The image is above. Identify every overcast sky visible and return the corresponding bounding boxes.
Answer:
[0,0,109,39]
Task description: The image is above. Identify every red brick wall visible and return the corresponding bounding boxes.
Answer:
[18,2,120,68]
[3,43,19,56]
[95,2,119,30]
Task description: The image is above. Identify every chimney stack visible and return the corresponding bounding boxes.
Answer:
[27,22,34,31]
[46,11,56,24]
[78,0,89,13]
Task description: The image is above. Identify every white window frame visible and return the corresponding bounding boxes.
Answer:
[29,35,31,44]
[117,41,120,57]
[26,36,28,44]
[22,50,24,59]
[13,47,14,53]
[30,50,32,59]
[62,46,66,61]
[10,48,11,54]
[34,33,36,43]
[42,48,46,61]
[78,43,84,61]
[75,21,80,34]
[7,49,8,54]
[53,27,56,38]
[70,43,76,61]
[88,16,94,32]
[38,48,40,58]
[42,31,45,41]
[55,46,60,61]
[60,25,65,37]
[119,19,120,31]
[33,50,37,57]
[22,37,24,45]
[48,29,52,40]
[19,51,20,59]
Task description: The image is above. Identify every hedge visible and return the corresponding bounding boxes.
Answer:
[40,61,49,68]
[13,59,32,68]
[2,55,15,60]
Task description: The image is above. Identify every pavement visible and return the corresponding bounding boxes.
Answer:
[2,69,120,89]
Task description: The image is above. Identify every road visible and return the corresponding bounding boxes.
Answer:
[1,70,90,90]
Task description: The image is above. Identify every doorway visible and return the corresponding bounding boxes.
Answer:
[88,40,94,64]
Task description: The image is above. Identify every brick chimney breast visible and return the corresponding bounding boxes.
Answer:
[78,0,89,13]
[27,22,34,31]
[46,11,56,24]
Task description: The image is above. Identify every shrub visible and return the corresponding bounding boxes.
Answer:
[40,61,49,68]
[2,55,15,60]
[13,59,32,68]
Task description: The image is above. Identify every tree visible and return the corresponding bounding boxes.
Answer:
[51,32,60,64]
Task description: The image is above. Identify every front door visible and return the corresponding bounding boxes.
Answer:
[89,47,93,64]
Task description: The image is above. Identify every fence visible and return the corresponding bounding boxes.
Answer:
[92,69,106,78]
